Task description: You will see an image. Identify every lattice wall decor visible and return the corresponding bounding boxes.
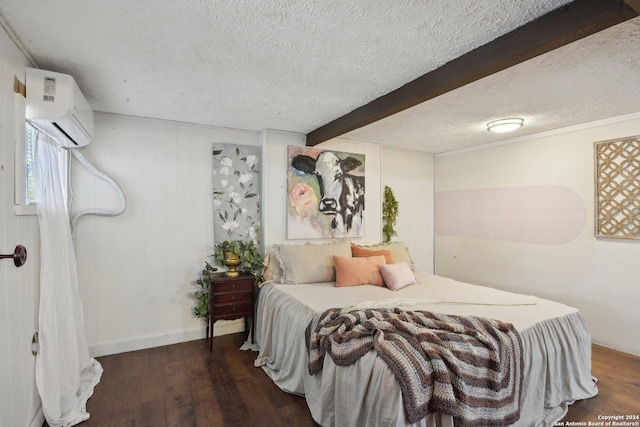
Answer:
[594,135,640,239]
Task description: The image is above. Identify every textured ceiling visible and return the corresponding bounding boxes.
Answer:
[342,16,640,153]
[1,0,637,154]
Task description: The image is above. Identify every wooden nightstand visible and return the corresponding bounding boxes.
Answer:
[208,272,255,351]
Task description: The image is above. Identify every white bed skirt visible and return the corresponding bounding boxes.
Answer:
[254,276,597,427]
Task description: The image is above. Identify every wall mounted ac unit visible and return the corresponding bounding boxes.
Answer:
[26,67,94,147]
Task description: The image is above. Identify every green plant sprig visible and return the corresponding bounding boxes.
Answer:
[193,260,216,320]
[382,185,399,243]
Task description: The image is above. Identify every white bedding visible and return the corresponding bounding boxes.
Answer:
[254,271,598,427]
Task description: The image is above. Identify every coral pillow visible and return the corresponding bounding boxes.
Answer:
[351,245,394,264]
[353,242,414,270]
[379,262,417,291]
[333,255,386,287]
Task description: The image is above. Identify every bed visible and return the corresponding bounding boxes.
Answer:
[253,240,598,427]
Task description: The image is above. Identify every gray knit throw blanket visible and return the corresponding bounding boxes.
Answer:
[305,307,524,426]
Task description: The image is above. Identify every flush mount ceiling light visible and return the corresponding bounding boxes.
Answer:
[487,118,524,133]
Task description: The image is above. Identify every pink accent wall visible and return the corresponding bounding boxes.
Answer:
[435,186,586,245]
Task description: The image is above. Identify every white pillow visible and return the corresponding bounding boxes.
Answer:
[379,262,417,291]
[273,239,352,284]
[261,249,283,284]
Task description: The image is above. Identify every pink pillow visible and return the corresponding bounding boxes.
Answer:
[333,255,386,287]
[379,262,416,291]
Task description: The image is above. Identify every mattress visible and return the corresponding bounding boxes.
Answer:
[254,271,598,427]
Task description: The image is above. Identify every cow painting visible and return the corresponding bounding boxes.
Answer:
[290,150,365,237]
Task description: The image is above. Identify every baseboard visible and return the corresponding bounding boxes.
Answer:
[88,319,246,357]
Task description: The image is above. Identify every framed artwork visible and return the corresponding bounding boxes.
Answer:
[212,144,261,245]
[287,146,365,239]
[594,135,640,239]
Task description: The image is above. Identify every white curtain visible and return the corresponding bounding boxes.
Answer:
[34,132,102,426]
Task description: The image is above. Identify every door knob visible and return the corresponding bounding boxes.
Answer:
[1,245,27,267]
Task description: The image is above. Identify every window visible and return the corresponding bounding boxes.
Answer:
[14,77,70,215]
[24,122,37,204]
[14,104,37,215]
[15,121,70,215]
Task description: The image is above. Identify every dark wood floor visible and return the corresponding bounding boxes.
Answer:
[46,334,640,426]
[63,334,318,427]
[562,345,640,422]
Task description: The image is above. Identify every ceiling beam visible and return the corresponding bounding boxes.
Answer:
[624,0,640,13]
[306,0,638,146]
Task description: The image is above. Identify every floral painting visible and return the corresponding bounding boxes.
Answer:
[287,146,365,239]
[212,144,260,245]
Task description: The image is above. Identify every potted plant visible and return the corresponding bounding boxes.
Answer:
[193,240,263,322]
[215,240,243,276]
[214,240,263,280]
